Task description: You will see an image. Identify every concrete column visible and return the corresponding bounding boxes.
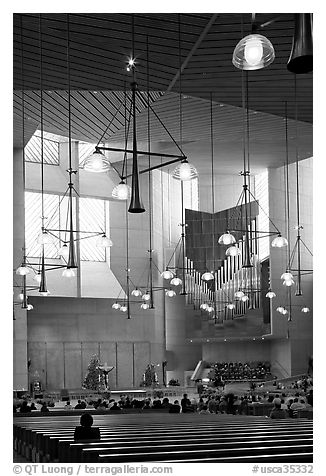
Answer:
[165,294,201,385]
[13,147,28,391]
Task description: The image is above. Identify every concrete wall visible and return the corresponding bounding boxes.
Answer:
[202,340,271,364]
[13,148,28,391]
[269,157,313,375]
[270,339,291,378]
[27,296,165,390]
[199,173,244,214]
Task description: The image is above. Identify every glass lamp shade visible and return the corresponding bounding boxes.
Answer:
[16,265,30,276]
[235,290,245,299]
[241,295,249,302]
[200,303,208,310]
[84,150,111,173]
[271,235,288,248]
[112,182,131,200]
[281,272,293,280]
[202,271,214,281]
[96,234,113,248]
[120,305,128,312]
[232,34,275,70]
[165,289,176,298]
[34,273,42,284]
[27,304,34,311]
[266,291,276,299]
[283,279,295,287]
[206,306,214,313]
[226,246,241,257]
[142,293,151,301]
[141,303,150,310]
[131,288,142,297]
[301,307,310,313]
[276,306,285,313]
[281,308,288,315]
[161,270,174,280]
[37,231,53,245]
[227,303,236,310]
[18,292,24,302]
[170,277,182,286]
[112,302,121,310]
[58,244,69,260]
[218,232,236,245]
[62,268,75,278]
[172,159,198,181]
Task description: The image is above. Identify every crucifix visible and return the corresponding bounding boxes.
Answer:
[98,362,115,390]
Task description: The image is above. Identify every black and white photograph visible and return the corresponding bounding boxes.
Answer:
[11,6,316,471]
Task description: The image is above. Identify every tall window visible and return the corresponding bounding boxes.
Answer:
[255,170,270,260]
[25,192,107,262]
[25,133,60,165]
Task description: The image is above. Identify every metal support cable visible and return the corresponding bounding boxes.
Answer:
[39,14,45,225]
[147,35,154,307]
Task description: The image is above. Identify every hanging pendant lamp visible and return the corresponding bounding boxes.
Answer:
[287,14,313,74]
[83,148,111,173]
[112,181,131,200]
[233,33,275,70]
[172,158,198,181]
[202,271,214,281]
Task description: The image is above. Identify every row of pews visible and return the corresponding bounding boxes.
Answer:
[14,413,313,463]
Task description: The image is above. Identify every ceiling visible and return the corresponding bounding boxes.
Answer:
[13,12,313,173]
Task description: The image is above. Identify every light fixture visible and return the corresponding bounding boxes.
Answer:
[282,308,288,315]
[206,306,214,313]
[131,288,142,297]
[226,246,241,257]
[227,303,236,310]
[120,305,128,312]
[161,269,174,280]
[266,290,276,299]
[287,14,313,74]
[276,306,285,313]
[241,295,249,302]
[27,304,34,311]
[62,268,75,278]
[283,279,295,287]
[37,230,53,245]
[233,34,275,70]
[170,277,182,286]
[281,272,293,280]
[172,158,198,181]
[200,303,208,310]
[18,291,24,302]
[202,271,214,281]
[112,302,121,310]
[112,181,131,200]
[142,292,151,301]
[58,244,69,260]
[33,273,42,284]
[271,234,288,248]
[165,289,176,298]
[140,302,150,310]
[235,290,245,299]
[83,148,111,173]
[96,234,113,248]
[301,306,310,313]
[16,265,30,276]
[218,232,236,245]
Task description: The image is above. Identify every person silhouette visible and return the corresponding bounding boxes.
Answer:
[74,413,101,441]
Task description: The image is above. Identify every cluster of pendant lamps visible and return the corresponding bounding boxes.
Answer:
[16,14,312,317]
